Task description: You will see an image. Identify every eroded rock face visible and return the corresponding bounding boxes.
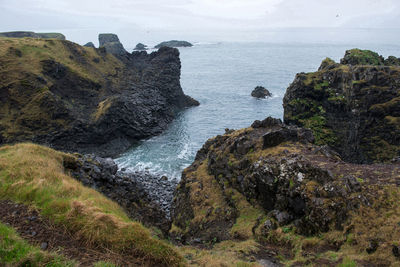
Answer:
[0,37,199,157]
[283,49,400,163]
[171,117,370,243]
[98,33,127,56]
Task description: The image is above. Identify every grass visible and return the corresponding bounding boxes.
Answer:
[0,221,76,266]
[0,143,184,266]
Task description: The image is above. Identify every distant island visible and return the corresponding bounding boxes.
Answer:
[0,31,65,40]
[134,43,148,51]
[154,40,193,48]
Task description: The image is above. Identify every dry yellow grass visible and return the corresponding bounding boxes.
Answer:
[0,143,184,266]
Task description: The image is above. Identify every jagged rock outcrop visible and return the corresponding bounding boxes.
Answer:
[251,86,272,98]
[171,116,400,265]
[0,36,199,157]
[98,33,127,56]
[155,40,193,49]
[283,49,400,163]
[83,42,95,48]
[0,31,65,40]
[134,43,148,51]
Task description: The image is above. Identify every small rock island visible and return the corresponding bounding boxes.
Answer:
[251,86,272,98]
[154,40,193,48]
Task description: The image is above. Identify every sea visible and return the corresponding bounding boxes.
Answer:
[115,42,400,180]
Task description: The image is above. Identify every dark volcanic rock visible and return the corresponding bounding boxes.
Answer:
[98,33,127,56]
[172,115,400,248]
[172,117,365,243]
[134,43,148,51]
[251,86,272,98]
[83,42,95,48]
[154,40,193,48]
[63,154,175,234]
[283,49,400,163]
[0,37,199,157]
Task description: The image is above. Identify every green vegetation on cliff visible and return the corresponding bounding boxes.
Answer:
[283,50,400,163]
[172,118,400,266]
[0,143,184,266]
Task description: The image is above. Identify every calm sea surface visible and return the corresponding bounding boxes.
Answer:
[116,42,400,179]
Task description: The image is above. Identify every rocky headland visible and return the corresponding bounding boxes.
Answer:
[0,34,199,157]
[155,40,193,48]
[283,49,400,163]
[170,50,400,266]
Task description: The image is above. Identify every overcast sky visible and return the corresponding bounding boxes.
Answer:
[1,0,399,46]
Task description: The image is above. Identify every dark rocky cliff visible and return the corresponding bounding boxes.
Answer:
[171,117,400,265]
[0,35,198,157]
[283,49,400,163]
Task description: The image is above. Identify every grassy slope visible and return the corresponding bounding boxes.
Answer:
[0,221,77,267]
[0,38,125,141]
[0,143,184,266]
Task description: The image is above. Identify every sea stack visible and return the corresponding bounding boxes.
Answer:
[98,33,127,56]
[251,86,272,98]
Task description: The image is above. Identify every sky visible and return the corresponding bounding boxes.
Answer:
[0,0,399,46]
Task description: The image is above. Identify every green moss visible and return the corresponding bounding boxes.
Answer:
[338,257,358,267]
[314,81,329,91]
[344,49,384,66]
[300,115,337,146]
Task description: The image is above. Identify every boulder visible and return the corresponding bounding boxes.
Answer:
[251,86,272,98]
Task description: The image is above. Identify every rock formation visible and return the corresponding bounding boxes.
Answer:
[63,153,173,235]
[0,35,199,157]
[134,43,148,51]
[283,49,400,163]
[98,33,127,56]
[171,116,400,265]
[155,40,193,48]
[83,42,95,48]
[0,31,65,40]
[251,86,272,98]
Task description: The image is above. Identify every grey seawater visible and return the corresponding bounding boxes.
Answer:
[116,42,400,180]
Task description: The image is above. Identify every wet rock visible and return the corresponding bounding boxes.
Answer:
[251,86,272,98]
